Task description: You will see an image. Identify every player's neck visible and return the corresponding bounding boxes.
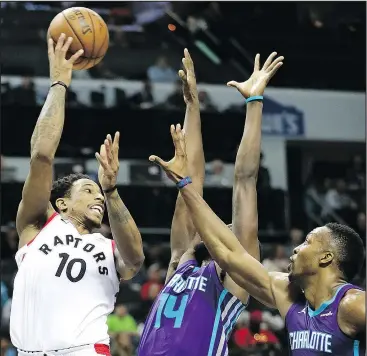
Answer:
[303,271,346,311]
[63,214,91,235]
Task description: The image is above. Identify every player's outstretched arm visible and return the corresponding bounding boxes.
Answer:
[225,53,283,300]
[16,34,84,247]
[230,52,283,260]
[150,125,280,307]
[167,49,205,282]
[96,133,144,280]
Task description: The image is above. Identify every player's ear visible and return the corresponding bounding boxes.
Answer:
[55,198,68,213]
[319,251,334,267]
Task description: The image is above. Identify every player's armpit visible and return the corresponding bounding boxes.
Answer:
[338,289,365,337]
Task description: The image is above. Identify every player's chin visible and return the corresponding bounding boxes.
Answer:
[87,214,103,228]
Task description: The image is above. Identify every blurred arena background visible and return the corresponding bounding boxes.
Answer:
[1,2,366,355]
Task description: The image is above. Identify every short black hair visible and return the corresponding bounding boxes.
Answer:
[325,222,365,281]
[50,173,90,211]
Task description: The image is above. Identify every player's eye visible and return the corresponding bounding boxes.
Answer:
[85,188,92,193]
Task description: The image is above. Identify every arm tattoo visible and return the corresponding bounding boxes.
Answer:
[30,86,66,155]
[109,205,131,224]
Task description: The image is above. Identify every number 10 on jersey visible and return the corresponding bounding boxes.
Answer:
[154,293,189,329]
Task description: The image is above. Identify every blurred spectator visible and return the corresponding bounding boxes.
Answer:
[198,90,217,112]
[324,179,357,211]
[129,79,155,109]
[1,222,18,260]
[72,70,92,80]
[111,332,133,356]
[1,156,15,183]
[233,310,281,352]
[90,62,118,80]
[0,338,16,356]
[257,152,272,190]
[1,298,12,332]
[263,245,289,273]
[256,151,274,229]
[165,80,186,110]
[147,56,177,83]
[145,245,166,267]
[1,282,9,309]
[205,159,232,187]
[323,179,358,224]
[346,154,365,190]
[111,30,129,48]
[305,178,330,224]
[140,263,163,301]
[203,2,223,23]
[107,304,139,336]
[285,228,304,256]
[66,90,84,108]
[187,15,208,34]
[356,212,366,242]
[1,83,13,106]
[12,77,36,106]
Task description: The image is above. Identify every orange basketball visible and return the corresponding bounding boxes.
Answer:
[48,7,109,70]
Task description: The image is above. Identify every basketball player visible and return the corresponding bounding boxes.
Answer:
[150,65,366,354]
[138,51,283,355]
[10,34,144,355]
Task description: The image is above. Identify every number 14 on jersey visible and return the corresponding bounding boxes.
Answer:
[154,293,189,329]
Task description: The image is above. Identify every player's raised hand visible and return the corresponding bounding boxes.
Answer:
[47,33,84,87]
[149,124,189,183]
[178,49,198,104]
[95,132,120,191]
[227,52,284,99]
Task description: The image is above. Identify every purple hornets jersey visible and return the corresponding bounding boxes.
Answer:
[286,283,365,355]
[138,259,247,356]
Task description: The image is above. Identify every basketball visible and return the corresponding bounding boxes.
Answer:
[48,7,109,70]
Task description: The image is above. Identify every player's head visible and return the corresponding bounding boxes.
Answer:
[50,173,105,229]
[194,224,263,267]
[193,224,233,265]
[288,223,365,284]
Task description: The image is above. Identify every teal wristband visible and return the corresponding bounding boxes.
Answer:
[246,95,263,104]
[176,177,192,189]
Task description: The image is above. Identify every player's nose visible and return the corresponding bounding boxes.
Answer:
[95,193,105,204]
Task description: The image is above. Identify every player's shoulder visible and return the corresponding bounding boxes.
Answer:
[339,288,365,313]
[338,288,365,336]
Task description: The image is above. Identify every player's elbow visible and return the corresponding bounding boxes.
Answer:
[30,151,54,165]
[123,256,145,280]
[170,249,186,265]
[217,248,235,272]
[234,169,257,182]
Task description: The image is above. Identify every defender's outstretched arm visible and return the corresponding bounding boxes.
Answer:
[150,125,277,307]
[227,52,284,298]
[166,49,205,282]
